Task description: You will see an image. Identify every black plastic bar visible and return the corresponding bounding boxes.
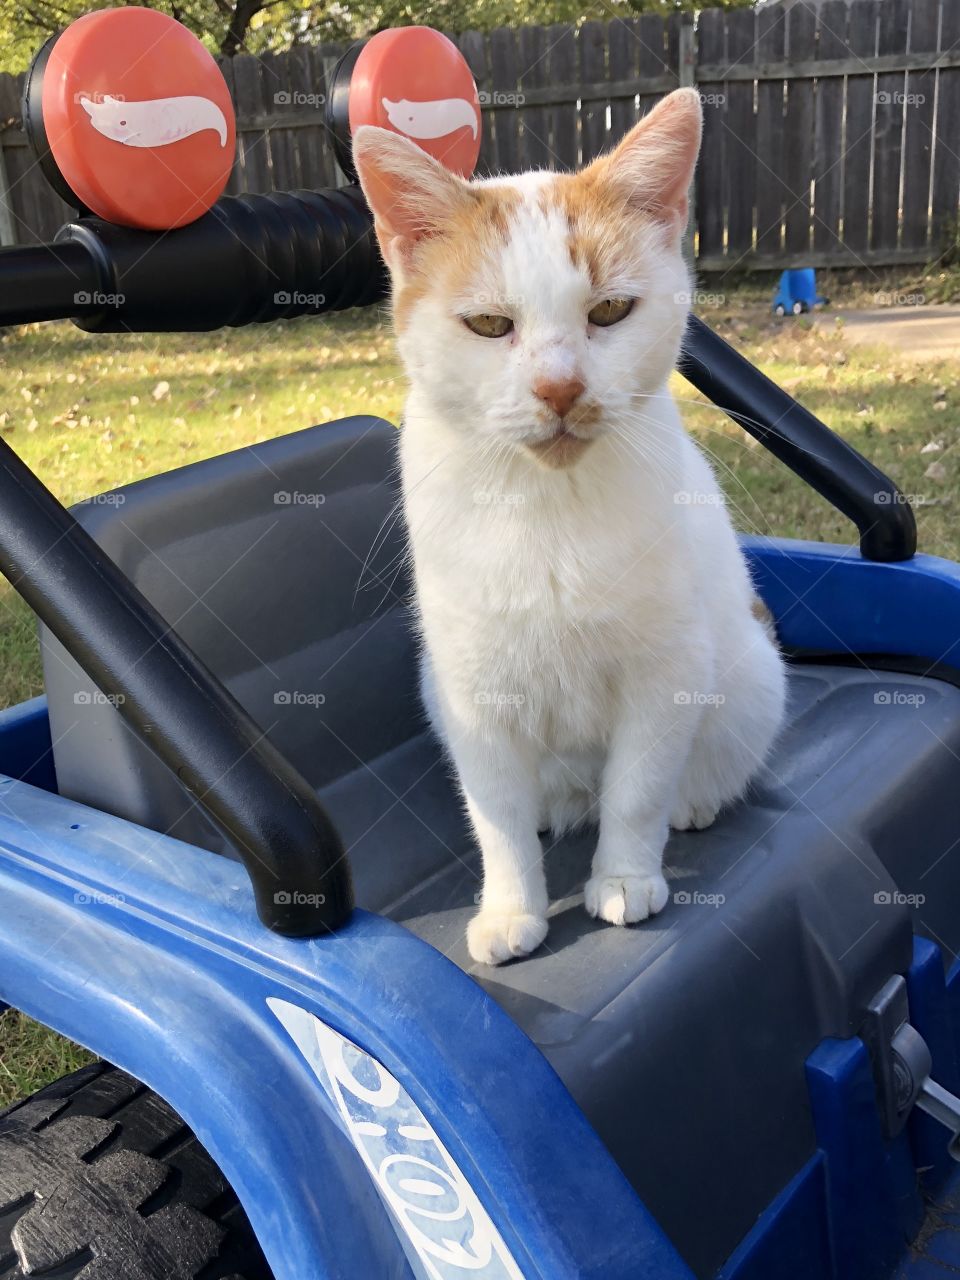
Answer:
[0,183,387,332]
[679,315,916,562]
[0,435,353,936]
[0,242,100,324]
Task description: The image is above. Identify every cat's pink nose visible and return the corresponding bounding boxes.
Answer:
[534,375,585,419]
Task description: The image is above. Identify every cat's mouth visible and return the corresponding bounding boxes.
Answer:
[524,426,597,470]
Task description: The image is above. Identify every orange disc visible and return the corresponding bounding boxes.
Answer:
[348,27,481,178]
[41,8,235,230]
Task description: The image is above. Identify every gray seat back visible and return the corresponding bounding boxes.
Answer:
[41,416,415,854]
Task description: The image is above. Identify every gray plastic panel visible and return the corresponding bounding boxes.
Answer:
[41,417,960,1277]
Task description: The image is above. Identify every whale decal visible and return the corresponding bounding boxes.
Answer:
[79,94,229,148]
[381,96,479,141]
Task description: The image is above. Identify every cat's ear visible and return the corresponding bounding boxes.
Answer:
[353,126,475,271]
[591,89,702,235]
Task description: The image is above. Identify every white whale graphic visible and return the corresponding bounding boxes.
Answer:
[79,94,228,148]
[382,96,478,141]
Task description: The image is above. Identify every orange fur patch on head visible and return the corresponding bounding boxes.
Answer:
[392,185,521,331]
[544,164,652,293]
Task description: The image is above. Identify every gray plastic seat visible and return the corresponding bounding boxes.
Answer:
[41,417,960,1277]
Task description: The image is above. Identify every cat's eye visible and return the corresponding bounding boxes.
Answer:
[462,313,514,338]
[588,297,635,327]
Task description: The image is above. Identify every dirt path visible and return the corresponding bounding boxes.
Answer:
[812,305,960,361]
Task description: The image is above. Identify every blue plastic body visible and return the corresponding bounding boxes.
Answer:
[773,268,826,315]
[2,535,960,1277]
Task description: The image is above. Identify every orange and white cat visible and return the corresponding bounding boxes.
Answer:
[354,90,786,965]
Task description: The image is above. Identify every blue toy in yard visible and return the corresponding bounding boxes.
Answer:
[4,13,960,1280]
[773,267,829,316]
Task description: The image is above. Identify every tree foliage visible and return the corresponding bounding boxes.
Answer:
[0,0,757,76]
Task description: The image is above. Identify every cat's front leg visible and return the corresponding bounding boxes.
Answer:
[586,688,699,927]
[445,725,549,965]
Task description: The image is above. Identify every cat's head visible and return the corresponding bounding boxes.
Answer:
[354,89,701,470]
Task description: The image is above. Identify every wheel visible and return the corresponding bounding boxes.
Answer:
[0,1061,274,1279]
[791,300,805,315]
[774,303,786,317]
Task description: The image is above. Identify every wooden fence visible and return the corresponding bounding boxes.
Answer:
[1,0,959,271]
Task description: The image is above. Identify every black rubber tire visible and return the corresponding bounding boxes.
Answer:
[0,1061,275,1279]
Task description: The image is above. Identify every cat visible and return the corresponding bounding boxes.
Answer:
[354,88,787,966]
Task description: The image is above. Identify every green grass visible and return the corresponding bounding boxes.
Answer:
[0,295,957,1105]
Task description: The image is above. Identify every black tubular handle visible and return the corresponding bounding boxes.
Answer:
[0,435,352,936]
[0,183,387,332]
[678,315,916,562]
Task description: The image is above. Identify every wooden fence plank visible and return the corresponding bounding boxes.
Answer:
[608,18,640,142]
[812,0,849,255]
[545,24,578,171]
[232,54,272,193]
[489,26,521,174]
[842,0,879,256]
[636,13,671,119]
[783,2,816,255]
[724,7,757,260]
[900,0,940,251]
[931,2,960,252]
[579,20,608,164]
[696,7,726,261]
[872,0,910,252]
[754,1,788,256]
[518,25,551,169]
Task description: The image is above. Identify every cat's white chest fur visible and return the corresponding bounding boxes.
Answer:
[402,396,700,754]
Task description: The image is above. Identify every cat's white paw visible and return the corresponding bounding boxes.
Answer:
[467,910,549,965]
[669,799,720,831]
[584,872,669,926]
